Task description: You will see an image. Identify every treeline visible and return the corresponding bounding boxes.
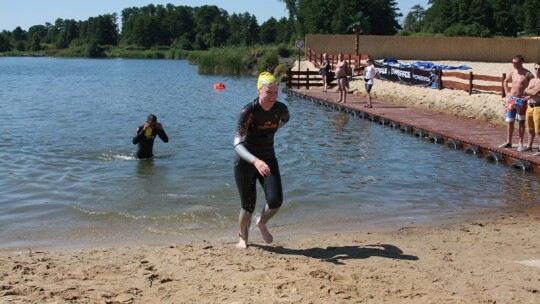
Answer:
[0,1,404,55]
[1,0,537,56]
[0,4,293,55]
[403,0,540,37]
[281,0,402,36]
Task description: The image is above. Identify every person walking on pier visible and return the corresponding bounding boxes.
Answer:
[500,55,534,149]
[522,62,540,155]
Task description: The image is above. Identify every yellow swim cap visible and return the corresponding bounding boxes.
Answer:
[257,72,277,90]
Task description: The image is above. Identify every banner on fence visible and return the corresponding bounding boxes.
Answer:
[374,61,438,88]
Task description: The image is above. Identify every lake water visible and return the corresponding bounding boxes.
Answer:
[1,57,539,253]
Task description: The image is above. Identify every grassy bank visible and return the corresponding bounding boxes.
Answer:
[1,44,295,77]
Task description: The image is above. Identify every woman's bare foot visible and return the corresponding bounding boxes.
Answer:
[236,238,248,249]
[257,222,273,244]
[336,99,342,103]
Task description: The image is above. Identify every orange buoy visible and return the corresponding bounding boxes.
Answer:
[214,83,225,89]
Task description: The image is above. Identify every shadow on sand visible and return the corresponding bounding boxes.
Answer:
[253,243,418,265]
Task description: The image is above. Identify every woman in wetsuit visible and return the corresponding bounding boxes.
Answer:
[233,72,290,250]
[132,114,169,159]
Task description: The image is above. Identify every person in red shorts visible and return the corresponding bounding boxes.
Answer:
[499,55,534,149]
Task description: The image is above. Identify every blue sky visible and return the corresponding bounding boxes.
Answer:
[0,0,430,32]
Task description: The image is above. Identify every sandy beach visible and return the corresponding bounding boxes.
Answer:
[1,214,539,303]
[2,60,540,304]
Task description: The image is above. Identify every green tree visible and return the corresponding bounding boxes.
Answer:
[522,0,540,35]
[193,5,229,50]
[365,0,401,35]
[12,26,27,41]
[422,0,456,34]
[131,15,163,48]
[79,14,118,46]
[443,22,491,37]
[418,0,536,37]
[161,5,195,46]
[491,0,518,36]
[275,17,293,44]
[11,27,27,51]
[228,13,259,46]
[259,17,278,44]
[468,0,493,30]
[27,25,48,51]
[296,0,332,34]
[403,5,425,33]
[286,0,400,37]
[277,0,300,38]
[0,32,11,51]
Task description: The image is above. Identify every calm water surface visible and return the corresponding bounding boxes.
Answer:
[1,57,539,252]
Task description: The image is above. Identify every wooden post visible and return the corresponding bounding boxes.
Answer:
[501,73,506,98]
[287,69,292,89]
[469,72,473,95]
[306,69,310,90]
[438,70,443,90]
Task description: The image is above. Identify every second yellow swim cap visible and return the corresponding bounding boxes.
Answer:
[257,72,277,90]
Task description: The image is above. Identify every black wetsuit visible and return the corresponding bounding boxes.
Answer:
[233,98,290,213]
[132,126,169,159]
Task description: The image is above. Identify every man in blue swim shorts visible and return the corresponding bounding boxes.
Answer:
[499,55,534,149]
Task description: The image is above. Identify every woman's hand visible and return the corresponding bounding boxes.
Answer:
[253,158,271,176]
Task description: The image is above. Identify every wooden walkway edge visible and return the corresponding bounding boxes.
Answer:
[285,88,540,173]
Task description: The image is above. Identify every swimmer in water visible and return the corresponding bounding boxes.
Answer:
[233,72,290,249]
[132,114,169,159]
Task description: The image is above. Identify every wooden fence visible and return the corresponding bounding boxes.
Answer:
[285,69,322,89]
[437,70,506,97]
[295,48,506,96]
[306,34,540,63]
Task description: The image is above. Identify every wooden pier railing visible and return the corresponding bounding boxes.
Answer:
[285,69,322,89]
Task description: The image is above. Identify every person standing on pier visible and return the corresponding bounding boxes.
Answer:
[363,57,379,108]
[522,62,540,155]
[335,53,350,103]
[500,55,534,149]
[233,72,290,250]
[319,53,331,93]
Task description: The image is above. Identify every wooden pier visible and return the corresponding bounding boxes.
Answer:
[286,88,540,173]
